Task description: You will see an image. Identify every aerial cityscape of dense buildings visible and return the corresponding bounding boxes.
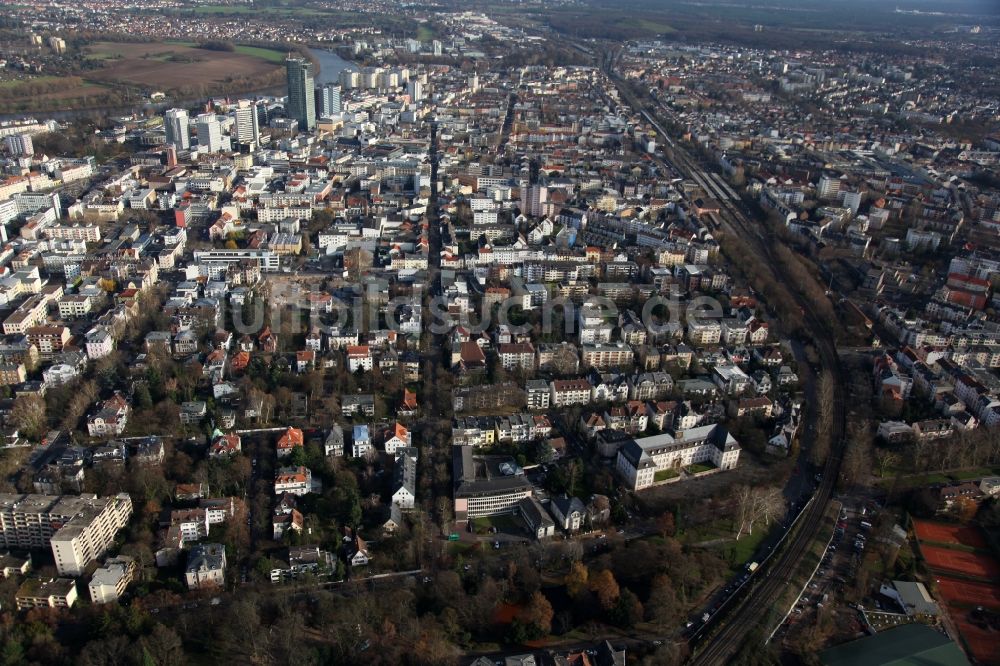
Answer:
[0,0,997,664]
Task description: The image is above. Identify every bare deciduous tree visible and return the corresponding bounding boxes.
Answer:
[732,484,785,540]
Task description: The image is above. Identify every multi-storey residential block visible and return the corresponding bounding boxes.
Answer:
[88,555,138,604]
[615,425,741,491]
[0,493,133,576]
[550,378,594,407]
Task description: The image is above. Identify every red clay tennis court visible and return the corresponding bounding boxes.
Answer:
[949,606,1000,665]
[913,520,989,549]
[937,578,1000,610]
[922,545,1000,580]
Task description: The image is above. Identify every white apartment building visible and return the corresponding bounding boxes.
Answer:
[57,294,93,319]
[85,327,114,360]
[550,379,594,407]
[185,543,226,590]
[0,493,133,576]
[16,578,78,610]
[192,249,280,275]
[3,294,48,335]
[274,466,312,496]
[581,343,634,370]
[615,425,741,491]
[498,343,535,371]
[43,224,101,242]
[88,555,137,604]
[687,320,722,345]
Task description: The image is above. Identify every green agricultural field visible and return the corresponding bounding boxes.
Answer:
[631,18,677,35]
[233,44,288,64]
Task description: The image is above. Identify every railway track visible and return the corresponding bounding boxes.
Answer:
[602,53,848,664]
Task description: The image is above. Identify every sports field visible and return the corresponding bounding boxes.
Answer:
[913,520,1000,665]
[950,608,1000,665]
[936,578,1000,610]
[921,545,1000,580]
[912,520,989,549]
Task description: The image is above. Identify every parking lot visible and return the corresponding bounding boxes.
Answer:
[780,503,878,638]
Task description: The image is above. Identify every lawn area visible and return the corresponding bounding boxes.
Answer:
[0,76,61,88]
[632,18,677,34]
[416,25,435,42]
[233,45,288,64]
[949,467,1000,481]
[678,517,732,544]
[163,41,286,63]
[726,527,769,567]
[654,468,679,482]
[678,515,774,570]
[472,514,523,535]
[686,462,716,474]
[448,541,476,557]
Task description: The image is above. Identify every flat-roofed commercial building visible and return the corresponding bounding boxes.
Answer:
[453,446,533,521]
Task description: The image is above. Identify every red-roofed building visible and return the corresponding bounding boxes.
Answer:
[276,427,304,457]
[347,345,372,372]
[209,433,242,457]
[399,389,418,417]
[384,422,411,454]
[454,341,487,370]
[274,466,311,495]
[296,350,315,373]
[230,350,250,374]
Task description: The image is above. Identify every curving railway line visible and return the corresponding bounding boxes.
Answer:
[602,52,848,664]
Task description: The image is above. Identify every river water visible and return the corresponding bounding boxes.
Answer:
[311,48,358,86]
[0,48,357,123]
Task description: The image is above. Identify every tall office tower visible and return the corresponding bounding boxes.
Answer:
[3,134,33,156]
[407,79,424,103]
[196,113,224,153]
[286,57,316,132]
[255,101,270,128]
[164,108,190,150]
[432,40,442,56]
[231,100,260,147]
[316,84,342,117]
